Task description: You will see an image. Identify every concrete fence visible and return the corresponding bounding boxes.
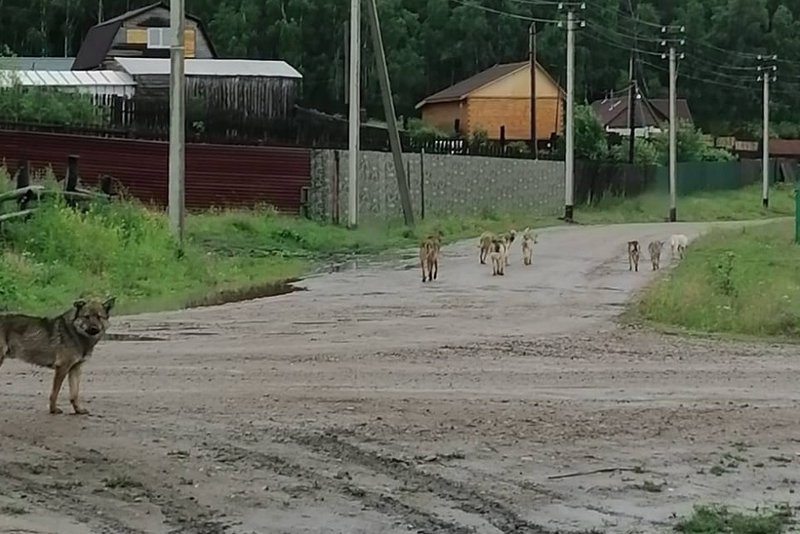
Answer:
[310,149,565,223]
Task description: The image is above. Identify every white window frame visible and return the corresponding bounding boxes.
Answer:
[146,28,170,49]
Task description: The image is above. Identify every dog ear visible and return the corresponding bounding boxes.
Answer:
[73,299,86,310]
[103,297,116,314]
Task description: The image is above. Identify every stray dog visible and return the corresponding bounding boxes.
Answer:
[420,232,442,282]
[0,297,115,415]
[627,240,640,272]
[498,229,517,266]
[490,238,507,276]
[648,240,665,271]
[478,231,495,264]
[521,227,538,266]
[669,233,688,259]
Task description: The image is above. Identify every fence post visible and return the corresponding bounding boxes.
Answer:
[65,155,80,192]
[795,181,799,244]
[419,147,425,220]
[16,159,30,189]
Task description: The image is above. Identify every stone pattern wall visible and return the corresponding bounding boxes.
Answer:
[309,149,565,223]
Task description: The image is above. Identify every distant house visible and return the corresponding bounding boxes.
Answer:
[0,57,76,71]
[112,57,302,120]
[415,61,565,141]
[72,1,216,71]
[590,95,694,138]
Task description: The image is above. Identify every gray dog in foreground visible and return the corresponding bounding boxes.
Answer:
[0,298,115,415]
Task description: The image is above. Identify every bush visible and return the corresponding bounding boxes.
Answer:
[0,69,107,126]
[406,117,451,143]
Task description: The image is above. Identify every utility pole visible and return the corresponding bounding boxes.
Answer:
[627,0,637,164]
[559,2,585,223]
[661,25,684,223]
[98,0,103,23]
[758,55,777,209]
[347,0,361,227]
[627,55,637,163]
[365,0,414,226]
[169,0,186,246]
[529,22,538,159]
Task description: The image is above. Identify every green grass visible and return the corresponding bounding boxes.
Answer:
[677,504,793,534]
[577,183,795,225]
[0,162,795,316]
[638,220,800,338]
[0,166,557,315]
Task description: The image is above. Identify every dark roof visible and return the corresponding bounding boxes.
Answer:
[590,96,693,129]
[415,61,564,109]
[769,139,800,157]
[72,1,216,70]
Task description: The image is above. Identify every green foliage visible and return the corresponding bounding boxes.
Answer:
[406,117,450,144]
[0,70,107,126]
[676,504,792,534]
[638,218,800,338]
[651,121,736,164]
[6,0,800,131]
[573,104,608,161]
[608,137,660,166]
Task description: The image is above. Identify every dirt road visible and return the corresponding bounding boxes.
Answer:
[1,221,799,534]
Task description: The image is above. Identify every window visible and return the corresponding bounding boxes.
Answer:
[146,28,170,49]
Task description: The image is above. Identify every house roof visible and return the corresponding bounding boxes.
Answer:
[114,58,302,78]
[0,69,135,88]
[591,95,693,129]
[415,61,564,109]
[768,139,800,157]
[72,1,216,71]
[0,57,76,71]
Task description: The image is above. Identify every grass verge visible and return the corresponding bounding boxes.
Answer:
[637,219,800,338]
[578,183,795,224]
[0,162,794,316]
[677,504,793,534]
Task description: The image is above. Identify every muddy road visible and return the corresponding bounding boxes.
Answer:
[1,221,799,534]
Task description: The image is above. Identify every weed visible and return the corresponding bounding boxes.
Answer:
[102,474,143,489]
[714,251,737,297]
[635,479,665,493]
[676,504,793,534]
[0,504,28,515]
[638,220,800,338]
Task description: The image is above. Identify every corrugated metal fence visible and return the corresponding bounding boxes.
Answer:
[0,129,311,213]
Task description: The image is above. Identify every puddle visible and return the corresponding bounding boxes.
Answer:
[184,279,307,309]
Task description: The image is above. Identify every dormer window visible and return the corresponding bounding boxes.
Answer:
[147,28,170,49]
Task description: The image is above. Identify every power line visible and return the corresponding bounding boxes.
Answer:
[449,0,559,23]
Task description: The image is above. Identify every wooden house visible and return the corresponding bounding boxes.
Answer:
[113,57,302,120]
[71,2,216,71]
[415,61,565,141]
[591,95,694,138]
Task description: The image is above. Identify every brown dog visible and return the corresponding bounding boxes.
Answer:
[0,298,115,414]
[627,241,640,272]
[420,232,442,282]
[648,240,664,271]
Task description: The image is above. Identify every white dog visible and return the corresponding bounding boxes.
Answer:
[669,234,688,259]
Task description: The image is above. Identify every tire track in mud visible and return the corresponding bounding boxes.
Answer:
[0,433,232,534]
[286,431,580,534]
[208,442,476,534]
[0,461,145,534]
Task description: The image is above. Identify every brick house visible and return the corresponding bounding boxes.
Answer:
[415,61,565,141]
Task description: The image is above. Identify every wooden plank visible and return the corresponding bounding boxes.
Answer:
[126,28,147,45]
[0,185,43,204]
[185,29,196,58]
[0,209,36,223]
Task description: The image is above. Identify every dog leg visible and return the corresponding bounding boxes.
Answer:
[49,365,69,414]
[68,363,89,415]
[433,259,438,280]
